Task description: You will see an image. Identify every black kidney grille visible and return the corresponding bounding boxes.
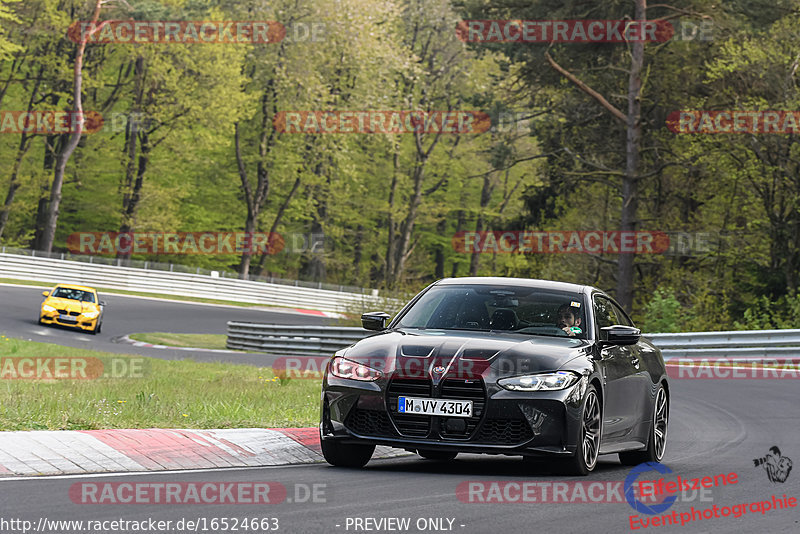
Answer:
[477,418,534,445]
[439,379,485,439]
[387,378,432,437]
[345,409,395,437]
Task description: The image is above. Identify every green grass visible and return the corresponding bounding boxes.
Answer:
[129,332,231,350]
[0,335,321,430]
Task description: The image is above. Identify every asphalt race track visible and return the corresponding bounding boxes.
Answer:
[0,284,329,364]
[0,284,798,533]
[0,380,796,533]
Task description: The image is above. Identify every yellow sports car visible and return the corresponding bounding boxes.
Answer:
[39,284,105,334]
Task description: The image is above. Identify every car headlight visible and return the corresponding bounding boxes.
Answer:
[42,304,56,312]
[82,310,99,319]
[329,356,383,381]
[498,371,581,391]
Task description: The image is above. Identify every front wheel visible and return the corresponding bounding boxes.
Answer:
[619,385,668,465]
[559,385,601,476]
[320,437,375,468]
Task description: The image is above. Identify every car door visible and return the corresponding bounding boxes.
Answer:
[609,300,654,445]
[594,296,640,445]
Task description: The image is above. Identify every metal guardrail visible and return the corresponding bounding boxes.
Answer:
[0,247,369,293]
[226,323,800,359]
[0,251,384,313]
[226,323,370,356]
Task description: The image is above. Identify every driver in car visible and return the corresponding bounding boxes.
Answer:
[557,303,582,336]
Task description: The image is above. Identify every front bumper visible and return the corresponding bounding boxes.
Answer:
[40,310,99,331]
[321,374,587,457]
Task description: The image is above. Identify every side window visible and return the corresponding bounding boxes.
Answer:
[594,297,619,329]
[610,302,633,327]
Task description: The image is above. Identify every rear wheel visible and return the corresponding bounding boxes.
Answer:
[320,437,375,468]
[619,385,668,465]
[418,450,458,461]
[559,385,601,476]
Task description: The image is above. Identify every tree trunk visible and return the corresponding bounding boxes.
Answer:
[117,56,146,259]
[615,0,646,311]
[383,140,400,286]
[0,65,41,240]
[469,171,495,276]
[39,0,104,253]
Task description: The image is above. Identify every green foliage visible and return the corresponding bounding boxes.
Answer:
[0,0,797,332]
[734,295,800,330]
[639,288,683,333]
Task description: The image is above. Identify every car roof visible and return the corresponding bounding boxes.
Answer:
[434,277,593,294]
[53,284,97,292]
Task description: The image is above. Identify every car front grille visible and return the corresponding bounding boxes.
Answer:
[476,418,534,445]
[387,375,488,440]
[439,378,485,439]
[57,310,80,316]
[387,378,432,437]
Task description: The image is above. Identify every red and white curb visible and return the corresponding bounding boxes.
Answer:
[0,428,406,476]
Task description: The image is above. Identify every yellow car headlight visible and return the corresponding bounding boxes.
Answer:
[82,310,100,319]
[42,304,56,312]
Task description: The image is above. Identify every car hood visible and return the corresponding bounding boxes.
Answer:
[44,297,98,312]
[341,328,593,378]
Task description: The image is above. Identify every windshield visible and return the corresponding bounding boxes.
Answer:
[396,284,589,339]
[51,287,96,303]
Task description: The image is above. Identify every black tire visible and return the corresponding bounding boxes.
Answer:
[559,384,601,476]
[418,450,458,461]
[320,438,375,468]
[96,321,102,334]
[619,385,668,466]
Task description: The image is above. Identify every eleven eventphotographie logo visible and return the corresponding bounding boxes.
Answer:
[754,446,793,483]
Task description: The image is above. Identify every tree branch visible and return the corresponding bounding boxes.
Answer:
[544,51,627,123]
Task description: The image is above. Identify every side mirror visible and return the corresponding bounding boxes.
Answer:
[99,301,107,307]
[600,325,641,346]
[42,290,49,297]
[361,311,391,331]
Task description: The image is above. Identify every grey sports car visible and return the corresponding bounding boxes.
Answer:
[320,277,669,475]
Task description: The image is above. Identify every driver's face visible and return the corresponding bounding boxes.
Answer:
[557,311,580,328]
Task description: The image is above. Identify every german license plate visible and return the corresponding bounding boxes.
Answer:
[397,397,472,417]
[59,314,76,322]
